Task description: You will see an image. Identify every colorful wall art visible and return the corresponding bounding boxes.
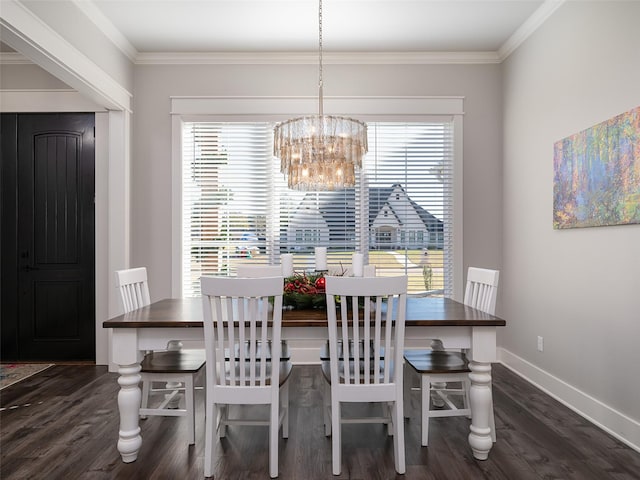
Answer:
[553,106,640,229]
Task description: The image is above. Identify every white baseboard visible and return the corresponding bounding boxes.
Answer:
[498,347,640,453]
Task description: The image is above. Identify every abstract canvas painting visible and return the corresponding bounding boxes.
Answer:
[553,106,640,229]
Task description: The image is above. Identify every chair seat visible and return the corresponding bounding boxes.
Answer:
[225,340,290,362]
[403,349,469,374]
[141,349,206,374]
[319,339,385,361]
[320,339,389,384]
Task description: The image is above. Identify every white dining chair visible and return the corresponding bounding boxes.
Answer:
[322,275,408,476]
[115,267,205,445]
[115,267,151,312]
[403,267,499,446]
[236,264,283,278]
[201,276,291,479]
[321,263,376,432]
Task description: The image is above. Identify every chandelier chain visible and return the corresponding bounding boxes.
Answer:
[318,0,324,116]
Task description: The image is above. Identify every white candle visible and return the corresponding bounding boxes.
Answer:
[281,254,294,277]
[315,247,327,271]
[352,253,364,277]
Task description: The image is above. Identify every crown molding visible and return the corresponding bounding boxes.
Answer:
[1,49,501,67]
[136,50,501,65]
[498,0,565,62]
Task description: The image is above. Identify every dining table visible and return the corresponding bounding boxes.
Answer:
[103,296,506,464]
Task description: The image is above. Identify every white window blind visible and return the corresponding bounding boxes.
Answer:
[363,123,452,295]
[182,123,273,296]
[182,121,453,297]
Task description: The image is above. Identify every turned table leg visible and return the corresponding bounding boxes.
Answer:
[117,363,142,463]
[468,360,493,460]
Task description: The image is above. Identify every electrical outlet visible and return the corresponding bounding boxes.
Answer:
[537,336,544,352]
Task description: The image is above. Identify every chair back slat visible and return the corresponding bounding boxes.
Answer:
[202,276,284,390]
[464,267,499,315]
[373,296,382,382]
[325,276,407,387]
[115,267,151,313]
[383,295,394,384]
[236,265,282,382]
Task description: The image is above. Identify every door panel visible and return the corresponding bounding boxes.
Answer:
[34,281,82,338]
[1,113,95,361]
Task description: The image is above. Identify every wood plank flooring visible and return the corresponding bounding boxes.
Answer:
[1,363,639,479]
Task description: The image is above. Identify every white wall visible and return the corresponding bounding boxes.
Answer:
[132,63,503,301]
[501,1,640,449]
[0,63,69,88]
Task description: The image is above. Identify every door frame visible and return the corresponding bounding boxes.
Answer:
[0,90,130,365]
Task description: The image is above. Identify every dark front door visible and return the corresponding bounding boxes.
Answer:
[1,113,95,361]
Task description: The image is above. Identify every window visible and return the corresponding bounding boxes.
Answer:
[181,121,454,297]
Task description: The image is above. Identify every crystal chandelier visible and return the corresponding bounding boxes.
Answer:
[273,0,368,191]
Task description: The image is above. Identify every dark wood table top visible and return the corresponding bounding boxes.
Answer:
[103,297,506,329]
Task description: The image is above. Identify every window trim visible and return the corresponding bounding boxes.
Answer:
[171,96,464,300]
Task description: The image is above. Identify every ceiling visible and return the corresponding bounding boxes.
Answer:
[77,0,551,61]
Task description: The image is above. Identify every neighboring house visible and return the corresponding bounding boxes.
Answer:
[286,184,444,250]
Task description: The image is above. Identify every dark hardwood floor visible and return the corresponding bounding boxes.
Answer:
[1,363,639,479]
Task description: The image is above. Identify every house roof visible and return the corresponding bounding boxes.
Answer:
[299,184,444,237]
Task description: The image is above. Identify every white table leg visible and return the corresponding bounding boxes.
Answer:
[467,360,493,460]
[117,363,142,463]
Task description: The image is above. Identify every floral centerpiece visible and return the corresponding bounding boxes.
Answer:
[283,272,327,310]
